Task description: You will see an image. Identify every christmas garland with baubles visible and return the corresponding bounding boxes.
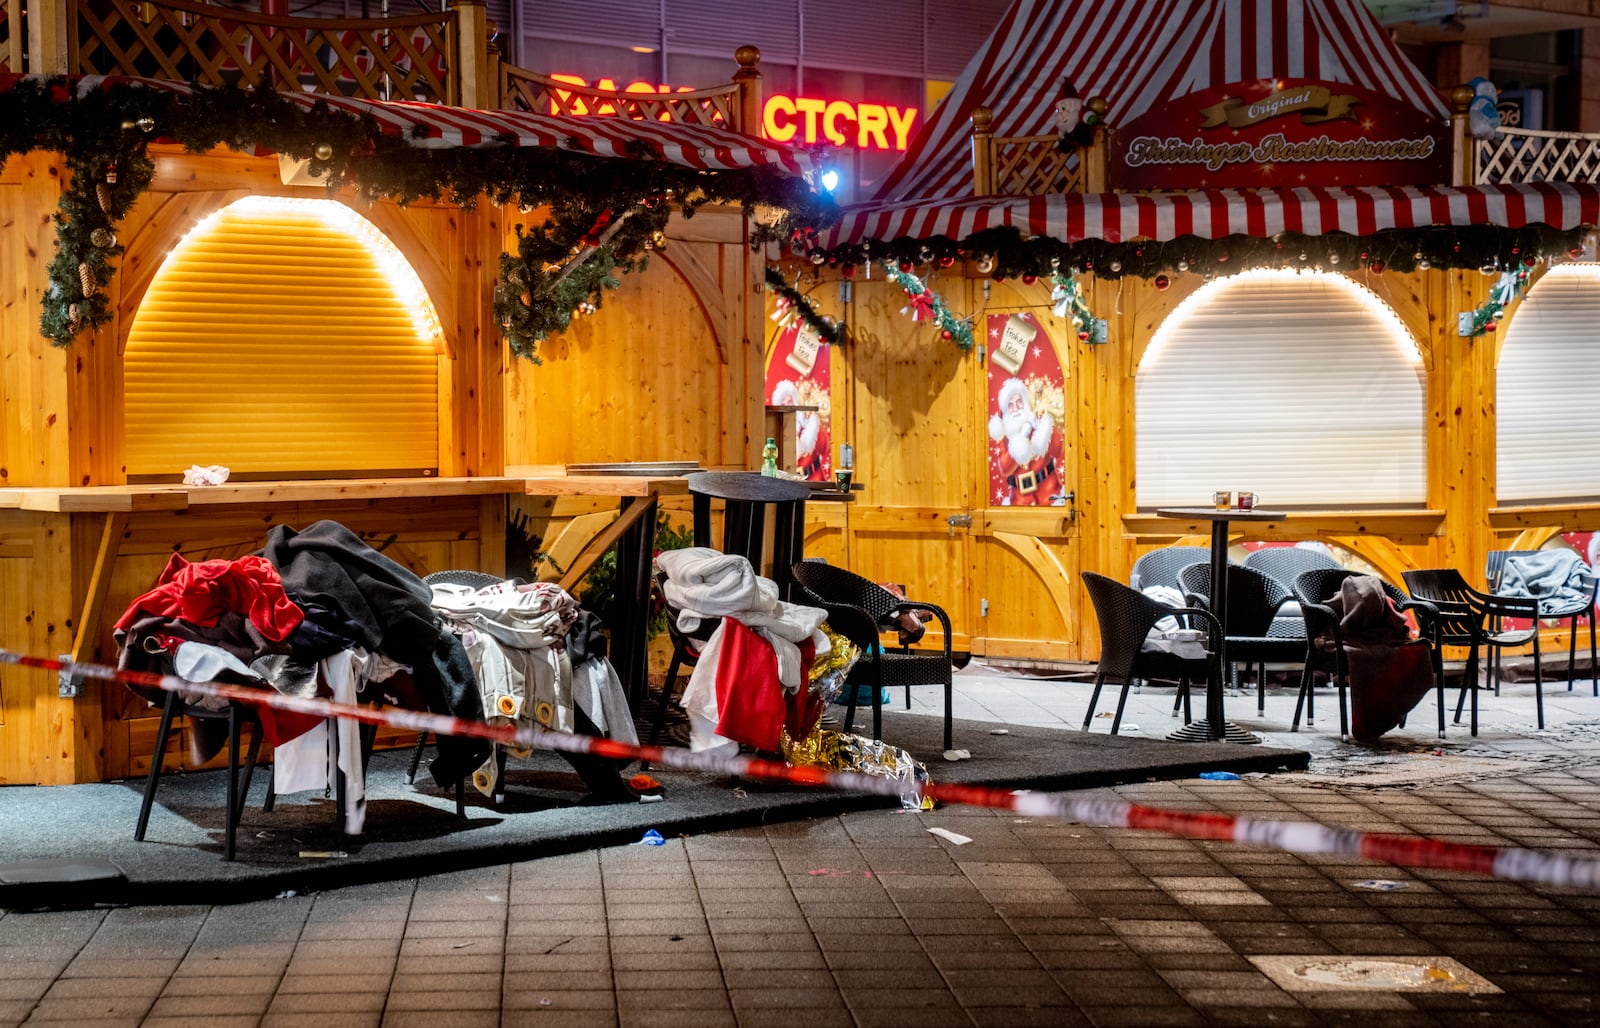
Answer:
[0,75,831,360]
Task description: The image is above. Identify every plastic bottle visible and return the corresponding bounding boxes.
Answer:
[761,437,779,476]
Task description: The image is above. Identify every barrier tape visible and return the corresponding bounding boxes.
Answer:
[5,648,1599,890]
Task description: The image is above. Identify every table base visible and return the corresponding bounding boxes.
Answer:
[1167,719,1263,745]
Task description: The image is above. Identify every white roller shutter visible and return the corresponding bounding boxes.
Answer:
[1135,269,1426,509]
[1497,264,1600,504]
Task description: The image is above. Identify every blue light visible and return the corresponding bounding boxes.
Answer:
[821,169,840,192]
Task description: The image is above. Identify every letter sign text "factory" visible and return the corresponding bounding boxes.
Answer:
[550,74,917,151]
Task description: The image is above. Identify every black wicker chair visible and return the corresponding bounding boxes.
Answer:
[1403,568,1542,734]
[648,472,813,749]
[1293,568,1446,740]
[1243,545,1343,639]
[1081,571,1221,735]
[1487,550,1599,695]
[1178,561,1310,717]
[1129,545,1212,592]
[789,560,956,751]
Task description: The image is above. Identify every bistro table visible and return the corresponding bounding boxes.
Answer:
[1153,506,1287,744]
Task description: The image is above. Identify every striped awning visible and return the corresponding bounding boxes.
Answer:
[77,76,817,177]
[875,0,1448,203]
[819,182,1600,249]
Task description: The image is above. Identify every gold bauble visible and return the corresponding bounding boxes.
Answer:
[313,142,335,161]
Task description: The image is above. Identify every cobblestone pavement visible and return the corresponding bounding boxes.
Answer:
[4,671,1599,1027]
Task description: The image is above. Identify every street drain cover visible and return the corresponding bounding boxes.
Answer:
[1249,956,1501,993]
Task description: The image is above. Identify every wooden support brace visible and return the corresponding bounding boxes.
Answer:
[62,512,129,696]
[558,492,657,593]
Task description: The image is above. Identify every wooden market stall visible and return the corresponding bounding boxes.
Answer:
[0,0,820,784]
[771,0,1600,668]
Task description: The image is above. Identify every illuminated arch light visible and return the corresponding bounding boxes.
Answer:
[1141,267,1420,371]
[168,195,445,349]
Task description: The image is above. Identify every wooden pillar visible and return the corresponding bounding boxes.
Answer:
[1084,97,1109,193]
[27,0,71,74]
[733,46,762,135]
[1448,83,1476,187]
[452,0,491,109]
[971,106,994,196]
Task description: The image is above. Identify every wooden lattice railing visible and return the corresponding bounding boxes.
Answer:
[1477,127,1600,184]
[71,0,458,104]
[501,64,744,130]
[990,135,1087,195]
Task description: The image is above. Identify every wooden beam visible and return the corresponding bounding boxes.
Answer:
[557,492,658,593]
[69,512,129,665]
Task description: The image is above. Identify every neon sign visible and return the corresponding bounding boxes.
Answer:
[549,74,917,151]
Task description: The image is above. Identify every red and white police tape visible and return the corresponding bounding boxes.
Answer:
[5,648,1599,890]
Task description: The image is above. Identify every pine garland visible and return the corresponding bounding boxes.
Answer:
[763,267,842,345]
[810,226,1589,285]
[1049,269,1100,343]
[881,261,975,350]
[0,76,831,355]
[1462,261,1536,337]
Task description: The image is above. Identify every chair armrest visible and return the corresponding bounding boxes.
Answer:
[1167,605,1223,652]
[793,585,881,653]
[1394,597,1442,645]
[1474,590,1538,620]
[1296,599,1342,648]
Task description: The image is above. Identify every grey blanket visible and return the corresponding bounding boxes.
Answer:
[1500,550,1591,614]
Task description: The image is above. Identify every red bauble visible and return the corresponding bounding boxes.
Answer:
[898,261,914,274]
[1022,274,1037,285]
[842,263,856,279]
[993,274,1007,282]
[1369,260,1385,274]
[1154,274,1170,290]
[937,254,955,269]
[941,329,953,340]
[1570,247,1585,259]
[1485,321,1498,332]
[1522,255,1537,268]
[1217,252,1230,263]
[1077,330,1090,341]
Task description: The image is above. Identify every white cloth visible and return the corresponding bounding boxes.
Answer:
[659,549,828,752]
[272,649,368,835]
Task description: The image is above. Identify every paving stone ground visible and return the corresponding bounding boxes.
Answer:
[4,668,1599,1027]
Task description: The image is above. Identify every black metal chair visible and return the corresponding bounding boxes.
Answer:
[648,472,812,748]
[135,691,266,862]
[1403,568,1542,734]
[1129,545,1212,592]
[1293,568,1446,740]
[1487,550,1599,695]
[1244,545,1344,639]
[1080,571,1220,736]
[789,560,956,751]
[1178,561,1310,717]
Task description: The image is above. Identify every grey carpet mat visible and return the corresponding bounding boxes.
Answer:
[0,707,1306,908]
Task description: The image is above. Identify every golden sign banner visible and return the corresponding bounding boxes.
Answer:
[1198,85,1359,129]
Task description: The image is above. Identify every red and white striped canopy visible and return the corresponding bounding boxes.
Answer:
[819,183,1600,249]
[876,0,1447,203]
[81,76,817,177]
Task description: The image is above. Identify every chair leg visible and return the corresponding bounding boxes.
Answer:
[1110,682,1132,736]
[1568,615,1579,693]
[1335,669,1349,741]
[1590,612,1598,697]
[1435,655,1447,741]
[649,652,684,748]
[263,772,276,813]
[1466,643,1480,736]
[842,680,860,736]
[494,748,509,806]
[1533,633,1544,730]
[135,692,180,842]
[224,706,241,862]
[1082,674,1106,731]
[871,679,883,741]
[406,730,429,785]
[1257,664,1266,716]
[237,722,264,814]
[1292,665,1313,732]
[942,677,953,753]
[1182,680,1192,723]
[1170,683,1183,718]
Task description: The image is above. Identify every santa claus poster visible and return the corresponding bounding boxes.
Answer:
[764,320,832,481]
[986,312,1067,506]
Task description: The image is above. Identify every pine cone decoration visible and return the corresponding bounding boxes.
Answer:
[96,182,114,214]
[79,262,95,297]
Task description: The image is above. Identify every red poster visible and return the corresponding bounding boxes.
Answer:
[1109,79,1450,191]
[986,313,1066,507]
[764,321,832,481]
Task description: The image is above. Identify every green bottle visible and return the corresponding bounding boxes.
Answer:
[761,437,779,476]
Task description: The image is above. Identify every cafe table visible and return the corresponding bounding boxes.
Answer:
[1153,506,1286,744]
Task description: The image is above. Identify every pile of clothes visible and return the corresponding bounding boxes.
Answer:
[115,519,638,832]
